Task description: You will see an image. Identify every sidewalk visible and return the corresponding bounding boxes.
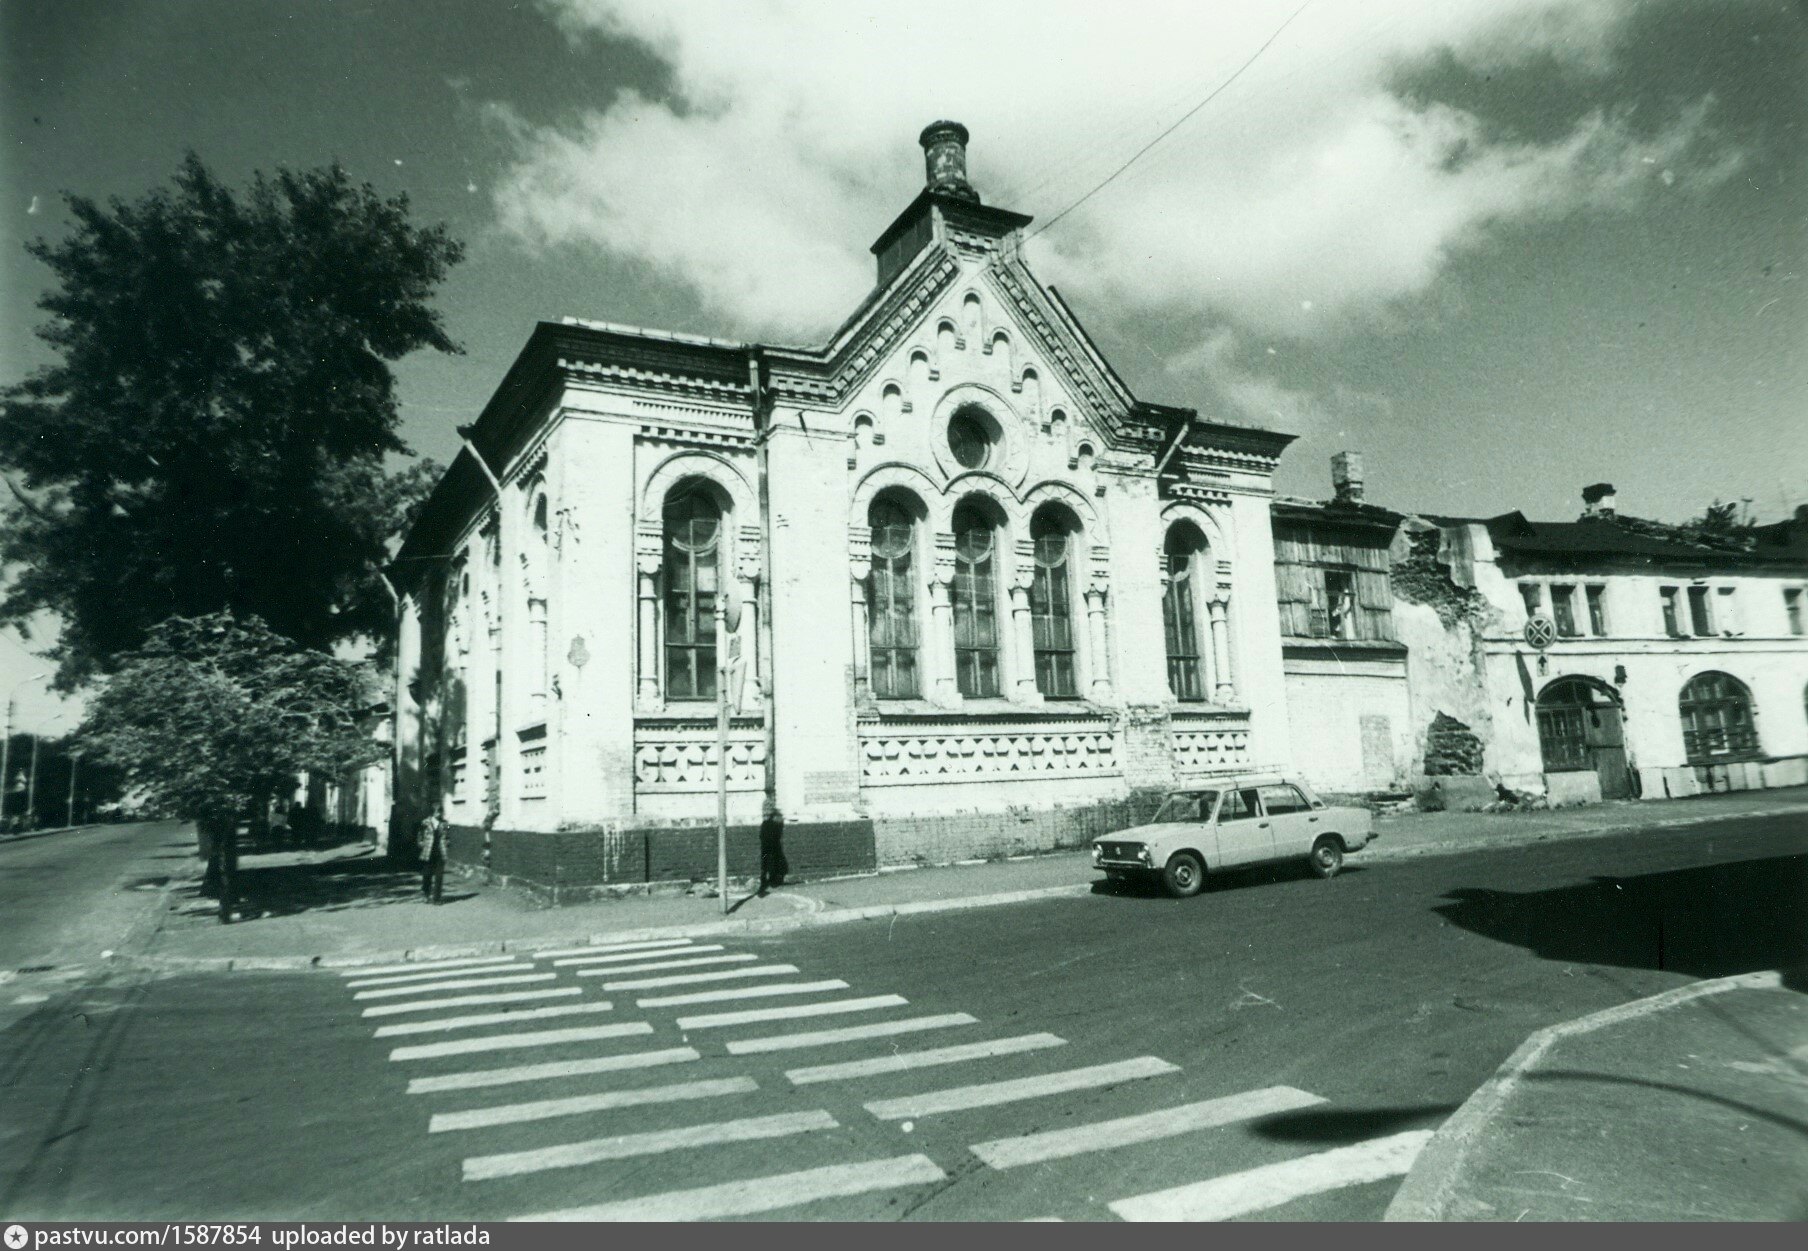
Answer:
[132,785,1808,969]
[1387,969,1808,1221]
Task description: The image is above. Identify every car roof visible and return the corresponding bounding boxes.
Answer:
[1171,774,1298,791]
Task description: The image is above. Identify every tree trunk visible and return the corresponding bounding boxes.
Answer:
[198,816,224,897]
[219,816,239,924]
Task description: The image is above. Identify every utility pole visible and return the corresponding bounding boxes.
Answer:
[1,671,47,829]
[67,748,80,827]
[26,732,40,828]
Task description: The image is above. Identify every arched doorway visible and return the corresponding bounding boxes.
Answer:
[1537,676,1633,799]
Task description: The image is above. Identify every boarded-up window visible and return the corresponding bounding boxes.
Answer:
[1273,521,1395,641]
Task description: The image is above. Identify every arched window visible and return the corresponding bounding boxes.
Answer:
[952,500,1001,699]
[867,498,920,699]
[1030,508,1078,699]
[663,487,721,700]
[1679,671,1758,763]
[1163,522,1207,701]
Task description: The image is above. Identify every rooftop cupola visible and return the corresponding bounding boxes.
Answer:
[920,120,979,203]
[872,121,1032,286]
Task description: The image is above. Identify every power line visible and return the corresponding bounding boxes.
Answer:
[1030,1,1314,241]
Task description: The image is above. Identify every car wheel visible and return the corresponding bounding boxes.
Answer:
[1162,852,1205,899]
[1309,836,1345,879]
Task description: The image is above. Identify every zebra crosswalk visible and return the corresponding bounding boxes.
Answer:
[334,933,1440,1221]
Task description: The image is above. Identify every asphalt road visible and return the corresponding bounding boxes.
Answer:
[1,812,1803,1222]
[0,821,190,971]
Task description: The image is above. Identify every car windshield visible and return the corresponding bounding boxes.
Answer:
[1151,791,1217,824]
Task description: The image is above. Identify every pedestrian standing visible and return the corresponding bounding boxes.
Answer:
[418,812,446,904]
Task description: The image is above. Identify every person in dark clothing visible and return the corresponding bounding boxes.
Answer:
[759,805,788,894]
[418,812,446,904]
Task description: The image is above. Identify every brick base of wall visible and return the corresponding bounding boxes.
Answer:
[873,791,1167,868]
[445,818,876,905]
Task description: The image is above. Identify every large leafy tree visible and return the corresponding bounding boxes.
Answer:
[81,612,385,920]
[0,154,462,688]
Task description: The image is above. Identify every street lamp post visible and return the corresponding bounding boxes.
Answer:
[67,748,81,828]
[1,670,48,829]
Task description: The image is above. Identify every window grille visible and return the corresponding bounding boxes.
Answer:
[1679,671,1759,762]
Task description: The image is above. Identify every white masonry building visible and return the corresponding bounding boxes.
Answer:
[391,123,1298,894]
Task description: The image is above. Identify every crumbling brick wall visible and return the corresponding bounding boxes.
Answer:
[1422,712,1485,776]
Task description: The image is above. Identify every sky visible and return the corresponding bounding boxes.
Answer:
[2,0,1804,729]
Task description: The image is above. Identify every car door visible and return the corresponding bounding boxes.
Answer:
[1212,787,1274,867]
[1254,783,1315,859]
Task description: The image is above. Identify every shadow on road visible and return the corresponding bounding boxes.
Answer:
[1089,862,1369,899]
[1435,852,1808,980]
[1523,1069,1808,1137]
[1248,1103,1458,1145]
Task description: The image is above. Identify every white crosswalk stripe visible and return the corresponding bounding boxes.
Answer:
[373,1002,616,1038]
[514,1153,948,1221]
[389,1021,652,1061]
[596,964,799,990]
[347,963,531,989]
[407,1047,701,1095]
[1108,1129,1434,1221]
[865,1056,1179,1120]
[677,994,908,1030]
[573,954,757,976]
[339,955,519,979]
[786,1033,1066,1086]
[428,1075,757,1133]
[726,1012,978,1055]
[464,1111,837,1182]
[636,979,848,1008]
[555,946,729,968]
[353,973,555,1001]
[534,939,696,959]
[362,988,581,1018]
[333,938,1425,1223]
[970,1085,1327,1170]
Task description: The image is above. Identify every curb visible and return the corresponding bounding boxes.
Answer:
[1383,968,1789,1222]
[123,883,1096,974]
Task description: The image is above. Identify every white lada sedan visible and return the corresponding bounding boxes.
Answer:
[1091,774,1375,898]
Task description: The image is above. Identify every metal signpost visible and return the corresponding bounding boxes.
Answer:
[715,592,744,914]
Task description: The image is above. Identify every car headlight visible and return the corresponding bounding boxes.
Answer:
[1138,846,1152,865]
[1091,844,1103,863]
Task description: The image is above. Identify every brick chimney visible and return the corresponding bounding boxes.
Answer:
[920,120,979,203]
[1331,451,1364,504]
[1582,482,1617,519]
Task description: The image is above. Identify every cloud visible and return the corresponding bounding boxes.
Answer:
[492,0,1740,344]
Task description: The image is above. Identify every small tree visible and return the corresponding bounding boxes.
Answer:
[80,612,384,921]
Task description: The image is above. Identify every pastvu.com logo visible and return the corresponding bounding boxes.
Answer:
[4,1224,29,1250]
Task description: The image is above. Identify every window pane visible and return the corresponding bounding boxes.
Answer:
[1163,535,1204,701]
[1551,585,1578,637]
[1586,586,1608,636]
[953,509,1000,698]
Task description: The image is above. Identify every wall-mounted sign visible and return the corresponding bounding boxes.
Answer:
[1523,614,1556,649]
